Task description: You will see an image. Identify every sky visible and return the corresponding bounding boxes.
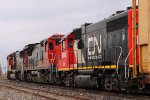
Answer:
[0,0,131,72]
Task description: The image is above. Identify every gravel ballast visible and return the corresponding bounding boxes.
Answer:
[0,78,149,100]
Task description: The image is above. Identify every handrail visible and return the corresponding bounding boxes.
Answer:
[124,48,133,79]
[115,46,123,74]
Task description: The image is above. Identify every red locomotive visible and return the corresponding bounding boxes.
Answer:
[7,9,150,93]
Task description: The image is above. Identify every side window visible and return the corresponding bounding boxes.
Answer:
[49,42,54,50]
[45,42,47,52]
[62,40,66,50]
[37,52,38,58]
[56,40,60,46]
[41,51,43,61]
[38,52,40,60]
[68,38,73,47]
[78,39,84,49]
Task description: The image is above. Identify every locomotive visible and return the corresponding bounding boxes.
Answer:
[7,9,150,93]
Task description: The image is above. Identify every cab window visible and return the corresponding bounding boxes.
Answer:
[45,42,47,52]
[62,40,66,50]
[68,38,73,48]
[56,40,60,46]
[49,42,54,50]
[78,39,84,49]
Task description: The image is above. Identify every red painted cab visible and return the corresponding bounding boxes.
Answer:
[58,28,81,71]
[48,34,64,66]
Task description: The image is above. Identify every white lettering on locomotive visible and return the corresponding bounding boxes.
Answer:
[87,34,102,60]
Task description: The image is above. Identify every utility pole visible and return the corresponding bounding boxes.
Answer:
[132,0,137,78]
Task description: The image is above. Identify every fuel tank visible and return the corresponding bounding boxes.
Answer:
[75,75,97,88]
[9,73,16,80]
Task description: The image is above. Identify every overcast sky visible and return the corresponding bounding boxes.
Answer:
[0,0,131,71]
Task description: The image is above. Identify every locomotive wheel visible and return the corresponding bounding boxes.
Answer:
[64,75,73,87]
[104,76,113,91]
[137,80,145,94]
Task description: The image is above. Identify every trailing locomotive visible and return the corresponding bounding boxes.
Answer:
[7,9,150,93]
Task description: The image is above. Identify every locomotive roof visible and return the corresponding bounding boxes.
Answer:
[40,38,47,43]
[24,43,40,50]
[7,52,15,57]
[61,28,81,41]
[61,32,73,41]
[106,10,128,22]
[85,10,128,33]
[8,50,20,57]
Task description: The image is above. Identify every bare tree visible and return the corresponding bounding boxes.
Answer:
[0,64,2,76]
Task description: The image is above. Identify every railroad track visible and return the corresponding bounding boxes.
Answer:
[0,82,88,100]
[1,78,150,100]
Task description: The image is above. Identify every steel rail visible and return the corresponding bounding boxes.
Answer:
[0,82,88,100]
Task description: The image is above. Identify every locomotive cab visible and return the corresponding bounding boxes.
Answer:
[48,34,64,65]
[46,34,64,83]
[7,52,20,80]
[58,28,81,71]
[7,53,16,71]
[58,32,75,71]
